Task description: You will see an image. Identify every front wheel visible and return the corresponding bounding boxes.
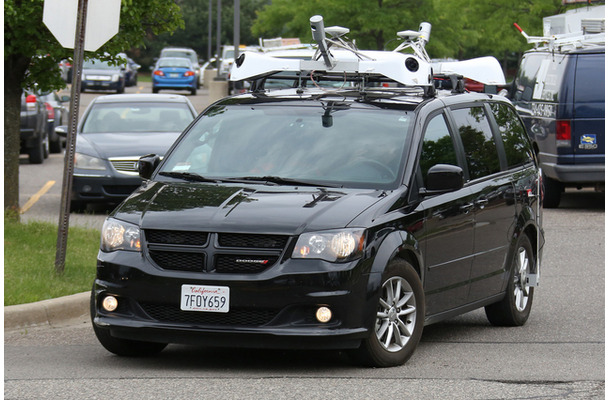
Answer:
[485,235,535,326]
[353,258,425,367]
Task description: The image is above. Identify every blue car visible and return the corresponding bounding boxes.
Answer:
[152,57,197,95]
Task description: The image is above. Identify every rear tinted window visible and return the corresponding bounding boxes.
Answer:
[452,107,500,180]
[574,53,605,103]
[514,53,568,102]
[490,103,533,168]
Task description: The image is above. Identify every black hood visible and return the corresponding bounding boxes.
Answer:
[113,181,393,235]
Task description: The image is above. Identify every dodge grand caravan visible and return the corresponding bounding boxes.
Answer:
[91,19,543,367]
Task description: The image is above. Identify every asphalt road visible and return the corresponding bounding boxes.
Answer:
[7,84,606,399]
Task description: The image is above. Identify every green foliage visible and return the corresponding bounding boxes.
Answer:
[4,0,184,93]
[4,218,101,305]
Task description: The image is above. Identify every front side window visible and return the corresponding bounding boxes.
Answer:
[160,103,415,189]
[490,103,534,168]
[419,113,459,185]
[452,107,500,180]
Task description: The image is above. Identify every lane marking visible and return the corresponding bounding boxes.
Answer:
[20,180,56,214]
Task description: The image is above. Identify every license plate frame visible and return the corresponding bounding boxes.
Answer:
[180,284,230,313]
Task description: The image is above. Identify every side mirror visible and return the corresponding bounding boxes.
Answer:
[60,95,71,103]
[420,164,464,196]
[55,125,69,138]
[138,154,162,180]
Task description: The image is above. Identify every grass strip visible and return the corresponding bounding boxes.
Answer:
[4,217,100,305]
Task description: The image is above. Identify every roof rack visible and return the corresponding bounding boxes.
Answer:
[230,15,434,93]
[514,22,605,52]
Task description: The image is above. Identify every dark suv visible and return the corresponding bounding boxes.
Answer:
[20,91,49,164]
[510,45,605,207]
[91,24,543,367]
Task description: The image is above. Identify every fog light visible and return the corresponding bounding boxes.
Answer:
[102,296,118,312]
[316,306,332,323]
[82,185,92,193]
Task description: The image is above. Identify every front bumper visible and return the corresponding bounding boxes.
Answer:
[92,250,378,350]
[72,173,142,204]
[82,80,123,91]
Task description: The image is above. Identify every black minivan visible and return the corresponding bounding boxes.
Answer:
[510,45,605,207]
[91,42,543,366]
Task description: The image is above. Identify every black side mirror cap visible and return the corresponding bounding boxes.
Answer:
[138,154,162,180]
[420,164,464,196]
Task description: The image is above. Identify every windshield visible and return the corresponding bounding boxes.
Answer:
[158,58,191,68]
[159,103,414,189]
[81,102,195,134]
[161,50,196,63]
[83,59,120,70]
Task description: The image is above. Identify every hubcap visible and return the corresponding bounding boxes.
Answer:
[375,276,417,352]
[514,247,530,312]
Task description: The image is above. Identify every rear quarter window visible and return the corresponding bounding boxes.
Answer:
[574,53,605,104]
[490,103,534,168]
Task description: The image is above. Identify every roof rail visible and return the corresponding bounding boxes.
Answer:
[230,15,434,91]
[514,22,605,52]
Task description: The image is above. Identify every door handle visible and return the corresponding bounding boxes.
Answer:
[459,203,474,214]
[475,199,489,208]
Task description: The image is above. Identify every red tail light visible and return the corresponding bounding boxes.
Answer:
[26,94,37,103]
[44,102,55,120]
[153,70,165,76]
[184,71,195,77]
[556,120,571,141]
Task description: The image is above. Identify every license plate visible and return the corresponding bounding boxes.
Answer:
[180,284,229,313]
[169,73,180,78]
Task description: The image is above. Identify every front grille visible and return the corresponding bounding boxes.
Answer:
[146,230,209,246]
[149,250,205,272]
[145,230,289,274]
[215,255,279,273]
[109,157,140,175]
[218,233,288,249]
[140,302,277,326]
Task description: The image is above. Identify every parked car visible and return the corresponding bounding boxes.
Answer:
[54,94,197,211]
[20,91,49,164]
[509,45,605,207]
[91,36,543,367]
[81,58,126,93]
[152,57,198,95]
[118,53,141,87]
[159,47,202,88]
[198,57,216,87]
[59,59,72,83]
[37,91,70,153]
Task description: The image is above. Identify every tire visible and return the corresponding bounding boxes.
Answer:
[353,258,425,367]
[43,133,50,159]
[542,173,562,208]
[28,135,45,164]
[485,235,535,326]
[152,87,159,94]
[90,287,167,357]
[117,83,125,94]
[190,87,197,96]
[50,136,63,153]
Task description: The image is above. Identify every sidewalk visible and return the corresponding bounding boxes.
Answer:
[4,291,89,330]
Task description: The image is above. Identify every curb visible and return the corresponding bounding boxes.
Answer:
[4,291,90,330]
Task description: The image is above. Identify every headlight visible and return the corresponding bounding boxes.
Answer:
[75,152,107,171]
[292,229,365,262]
[101,218,141,252]
[111,74,120,82]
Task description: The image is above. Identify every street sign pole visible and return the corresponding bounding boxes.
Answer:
[55,0,88,274]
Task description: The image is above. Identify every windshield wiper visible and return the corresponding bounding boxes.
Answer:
[225,176,337,188]
[158,171,219,183]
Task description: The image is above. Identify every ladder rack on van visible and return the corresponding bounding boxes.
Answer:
[514,22,605,52]
[230,15,434,93]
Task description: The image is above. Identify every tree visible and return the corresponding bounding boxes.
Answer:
[4,0,183,218]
